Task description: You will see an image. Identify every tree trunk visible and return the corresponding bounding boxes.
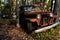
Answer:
[55,0,60,16]
[16,0,20,28]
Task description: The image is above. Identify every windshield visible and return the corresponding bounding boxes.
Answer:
[19,0,55,12]
[24,6,40,11]
[24,6,35,11]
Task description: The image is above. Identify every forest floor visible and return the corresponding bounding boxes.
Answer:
[0,19,60,40]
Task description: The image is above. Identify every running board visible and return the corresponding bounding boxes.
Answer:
[34,22,60,33]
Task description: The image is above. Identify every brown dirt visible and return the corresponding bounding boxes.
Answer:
[0,19,35,40]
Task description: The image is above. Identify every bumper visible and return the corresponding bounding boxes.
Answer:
[35,22,60,33]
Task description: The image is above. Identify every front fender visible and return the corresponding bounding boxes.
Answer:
[29,18,41,26]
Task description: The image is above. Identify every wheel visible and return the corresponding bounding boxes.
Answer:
[27,22,32,34]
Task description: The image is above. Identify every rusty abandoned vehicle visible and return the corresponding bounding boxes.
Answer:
[19,0,59,33]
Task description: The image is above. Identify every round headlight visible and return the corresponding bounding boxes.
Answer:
[37,14,41,19]
[50,13,53,17]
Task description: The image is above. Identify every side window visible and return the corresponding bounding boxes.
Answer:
[24,6,33,11]
[24,6,37,11]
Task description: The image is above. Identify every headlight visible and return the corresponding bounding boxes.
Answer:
[37,14,41,19]
[50,13,53,17]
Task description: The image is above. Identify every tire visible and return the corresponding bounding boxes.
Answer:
[27,22,32,34]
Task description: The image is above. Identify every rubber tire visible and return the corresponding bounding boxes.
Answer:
[27,23,32,34]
